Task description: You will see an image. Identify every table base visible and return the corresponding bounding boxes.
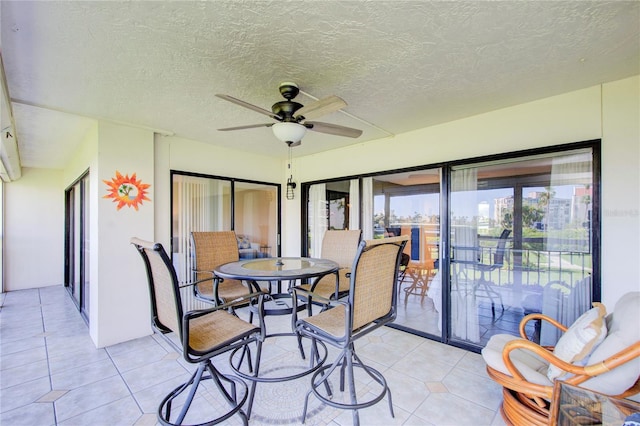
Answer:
[230,333,328,383]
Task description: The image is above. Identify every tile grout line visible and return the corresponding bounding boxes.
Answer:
[103,336,172,421]
[37,287,60,426]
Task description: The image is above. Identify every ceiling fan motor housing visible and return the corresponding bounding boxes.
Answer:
[273,82,304,120]
[272,101,304,121]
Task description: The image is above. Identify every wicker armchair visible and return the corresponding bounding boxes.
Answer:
[131,238,265,425]
[482,291,640,426]
[291,235,408,425]
[299,229,361,313]
[191,231,268,306]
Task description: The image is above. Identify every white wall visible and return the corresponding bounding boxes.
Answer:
[92,122,155,347]
[600,76,640,308]
[3,167,64,290]
[290,76,640,309]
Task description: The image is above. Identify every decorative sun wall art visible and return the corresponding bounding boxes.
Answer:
[103,171,151,211]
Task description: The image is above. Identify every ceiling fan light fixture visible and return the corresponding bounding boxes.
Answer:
[272,122,306,144]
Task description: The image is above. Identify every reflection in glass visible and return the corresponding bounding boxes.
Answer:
[234,181,278,259]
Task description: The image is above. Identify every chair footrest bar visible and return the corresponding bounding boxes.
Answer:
[308,362,390,411]
[157,372,249,426]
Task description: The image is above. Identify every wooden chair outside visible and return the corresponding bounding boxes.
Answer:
[131,237,266,425]
[291,235,408,425]
[402,237,437,303]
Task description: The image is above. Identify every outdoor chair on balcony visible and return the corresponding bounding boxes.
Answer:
[472,229,511,317]
[482,291,640,426]
[291,235,408,425]
[131,237,266,426]
[298,229,361,314]
[191,231,269,309]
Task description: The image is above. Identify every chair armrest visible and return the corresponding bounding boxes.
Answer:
[190,269,216,287]
[291,285,335,306]
[565,341,640,388]
[501,338,577,382]
[184,291,265,321]
[518,312,568,340]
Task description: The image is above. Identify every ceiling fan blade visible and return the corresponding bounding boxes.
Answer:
[295,95,347,120]
[305,121,363,138]
[218,123,274,131]
[215,94,281,119]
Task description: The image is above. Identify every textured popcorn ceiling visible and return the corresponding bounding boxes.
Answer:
[1,1,639,167]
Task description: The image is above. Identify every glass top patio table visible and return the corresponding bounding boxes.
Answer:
[214,257,339,282]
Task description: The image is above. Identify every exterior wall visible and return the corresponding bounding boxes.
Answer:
[3,167,64,290]
[290,76,640,308]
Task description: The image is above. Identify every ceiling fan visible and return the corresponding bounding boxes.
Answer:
[216,82,363,147]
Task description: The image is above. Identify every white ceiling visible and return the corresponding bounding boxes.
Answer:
[1,1,639,169]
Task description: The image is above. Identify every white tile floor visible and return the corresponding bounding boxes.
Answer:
[0,286,507,425]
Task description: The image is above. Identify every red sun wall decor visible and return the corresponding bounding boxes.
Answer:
[103,171,151,211]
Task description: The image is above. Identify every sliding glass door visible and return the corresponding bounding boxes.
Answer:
[371,169,441,336]
[305,170,442,337]
[64,171,90,321]
[171,171,280,285]
[302,142,599,351]
[449,148,595,348]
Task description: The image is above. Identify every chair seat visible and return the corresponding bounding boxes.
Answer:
[482,334,552,387]
[299,269,350,299]
[189,309,259,353]
[301,304,347,339]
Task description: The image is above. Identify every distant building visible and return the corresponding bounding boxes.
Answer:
[572,186,592,226]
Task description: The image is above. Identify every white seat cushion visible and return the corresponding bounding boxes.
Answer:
[482,334,552,386]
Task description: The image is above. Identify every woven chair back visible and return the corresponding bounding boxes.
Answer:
[321,230,361,268]
[192,231,240,281]
[132,238,182,336]
[350,236,407,330]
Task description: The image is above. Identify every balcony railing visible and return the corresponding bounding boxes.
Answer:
[474,236,592,289]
